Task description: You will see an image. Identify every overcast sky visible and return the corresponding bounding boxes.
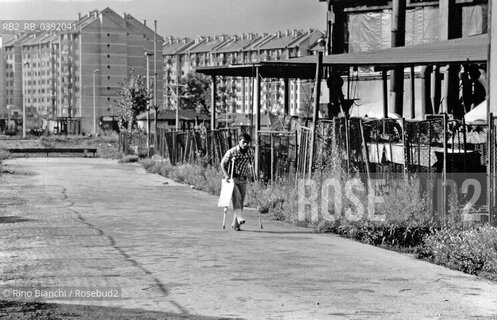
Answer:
[0,0,326,38]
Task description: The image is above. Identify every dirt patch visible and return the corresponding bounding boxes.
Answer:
[0,300,237,320]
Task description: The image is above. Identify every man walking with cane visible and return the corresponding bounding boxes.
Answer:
[220,133,255,231]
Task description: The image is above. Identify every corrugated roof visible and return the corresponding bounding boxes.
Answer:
[197,34,488,79]
[196,63,317,79]
[137,109,210,121]
[270,34,488,67]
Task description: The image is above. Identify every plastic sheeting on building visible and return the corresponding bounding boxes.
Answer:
[347,4,487,54]
[462,4,488,37]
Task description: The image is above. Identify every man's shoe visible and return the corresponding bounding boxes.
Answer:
[231,224,241,231]
[237,218,246,225]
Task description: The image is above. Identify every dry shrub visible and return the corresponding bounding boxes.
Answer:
[417,225,497,276]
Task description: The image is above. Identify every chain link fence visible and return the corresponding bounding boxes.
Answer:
[258,131,296,181]
[120,115,497,226]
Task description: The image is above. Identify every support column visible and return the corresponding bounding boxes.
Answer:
[389,0,406,117]
[210,75,216,130]
[440,0,462,118]
[431,66,442,114]
[382,70,388,118]
[420,66,433,117]
[328,1,346,55]
[410,66,415,119]
[327,1,346,119]
[255,68,261,176]
[284,77,289,116]
[488,0,496,225]
[309,52,323,177]
[489,0,496,116]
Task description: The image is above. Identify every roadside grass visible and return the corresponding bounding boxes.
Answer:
[416,225,497,281]
[141,157,223,195]
[139,157,497,282]
[118,155,139,163]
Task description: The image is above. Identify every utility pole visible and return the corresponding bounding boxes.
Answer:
[145,51,153,154]
[23,61,29,138]
[92,69,99,135]
[154,20,158,144]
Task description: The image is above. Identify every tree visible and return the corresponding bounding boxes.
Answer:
[115,68,151,131]
[178,73,212,115]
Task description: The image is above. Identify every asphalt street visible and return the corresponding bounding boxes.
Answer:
[0,158,496,319]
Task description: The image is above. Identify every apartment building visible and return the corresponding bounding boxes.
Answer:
[163,29,324,118]
[249,29,324,115]
[0,7,163,134]
[1,34,31,117]
[163,37,194,110]
[211,33,265,114]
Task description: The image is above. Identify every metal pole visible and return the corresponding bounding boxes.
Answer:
[92,69,99,135]
[145,52,151,155]
[410,66,415,119]
[442,112,448,225]
[382,69,388,118]
[176,84,180,130]
[154,20,157,110]
[154,20,158,147]
[488,114,494,225]
[23,61,29,138]
[309,51,323,177]
[255,68,261,176]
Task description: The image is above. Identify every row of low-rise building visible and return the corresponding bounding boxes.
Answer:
[0,7,324,134]
[163,29,324,119]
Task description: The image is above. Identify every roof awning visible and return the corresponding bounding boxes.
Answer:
[196,34,488,79]
[196,63,317,79]
[269,34,488,68]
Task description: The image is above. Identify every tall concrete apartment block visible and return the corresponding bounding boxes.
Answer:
[163,29,324,117]
[0,7,163,133]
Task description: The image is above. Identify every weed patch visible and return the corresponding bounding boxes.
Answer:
[140,158,223,195]
[119,155,139,163]
[416,225,497,276]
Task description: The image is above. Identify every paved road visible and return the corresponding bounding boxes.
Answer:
[1,158,497,319]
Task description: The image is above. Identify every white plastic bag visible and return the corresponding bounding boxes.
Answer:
[218,178,234,207]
